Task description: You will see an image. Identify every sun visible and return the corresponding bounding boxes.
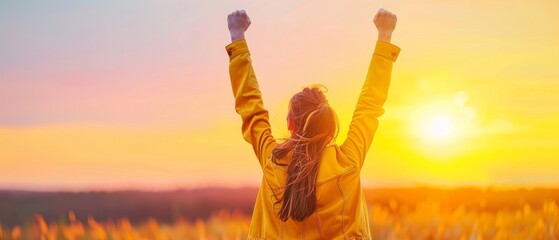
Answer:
[410,101,462,143]
[410,112,459,161]
[413,113,455,142]
[405,91,479,161]
[425,115,453,140]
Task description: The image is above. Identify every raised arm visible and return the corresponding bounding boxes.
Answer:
[340,8,401,169]
[226,9,276,168]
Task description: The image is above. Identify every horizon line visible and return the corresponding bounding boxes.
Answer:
[2,183,559,193]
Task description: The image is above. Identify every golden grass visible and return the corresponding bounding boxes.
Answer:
[1,201,558,240]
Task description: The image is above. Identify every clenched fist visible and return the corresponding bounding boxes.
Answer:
[373,8,397,42]
[228,9,251,42]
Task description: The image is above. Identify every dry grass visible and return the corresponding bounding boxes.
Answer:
[1,200,558,240]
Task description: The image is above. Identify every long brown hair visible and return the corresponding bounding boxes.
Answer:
[272,84,340,222]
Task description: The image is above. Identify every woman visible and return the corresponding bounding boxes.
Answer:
[226,7,400,239]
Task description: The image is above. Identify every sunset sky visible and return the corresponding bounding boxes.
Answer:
[1,0,558,191]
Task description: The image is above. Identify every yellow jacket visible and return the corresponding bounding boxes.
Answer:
[226,39,400,239]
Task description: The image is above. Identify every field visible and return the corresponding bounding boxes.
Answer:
[1,188,558,239]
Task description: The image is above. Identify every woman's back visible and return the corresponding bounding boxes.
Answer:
[250,144,370,239]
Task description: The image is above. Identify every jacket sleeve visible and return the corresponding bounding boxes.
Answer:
[340,40,400,170]
[226,39,276,169]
